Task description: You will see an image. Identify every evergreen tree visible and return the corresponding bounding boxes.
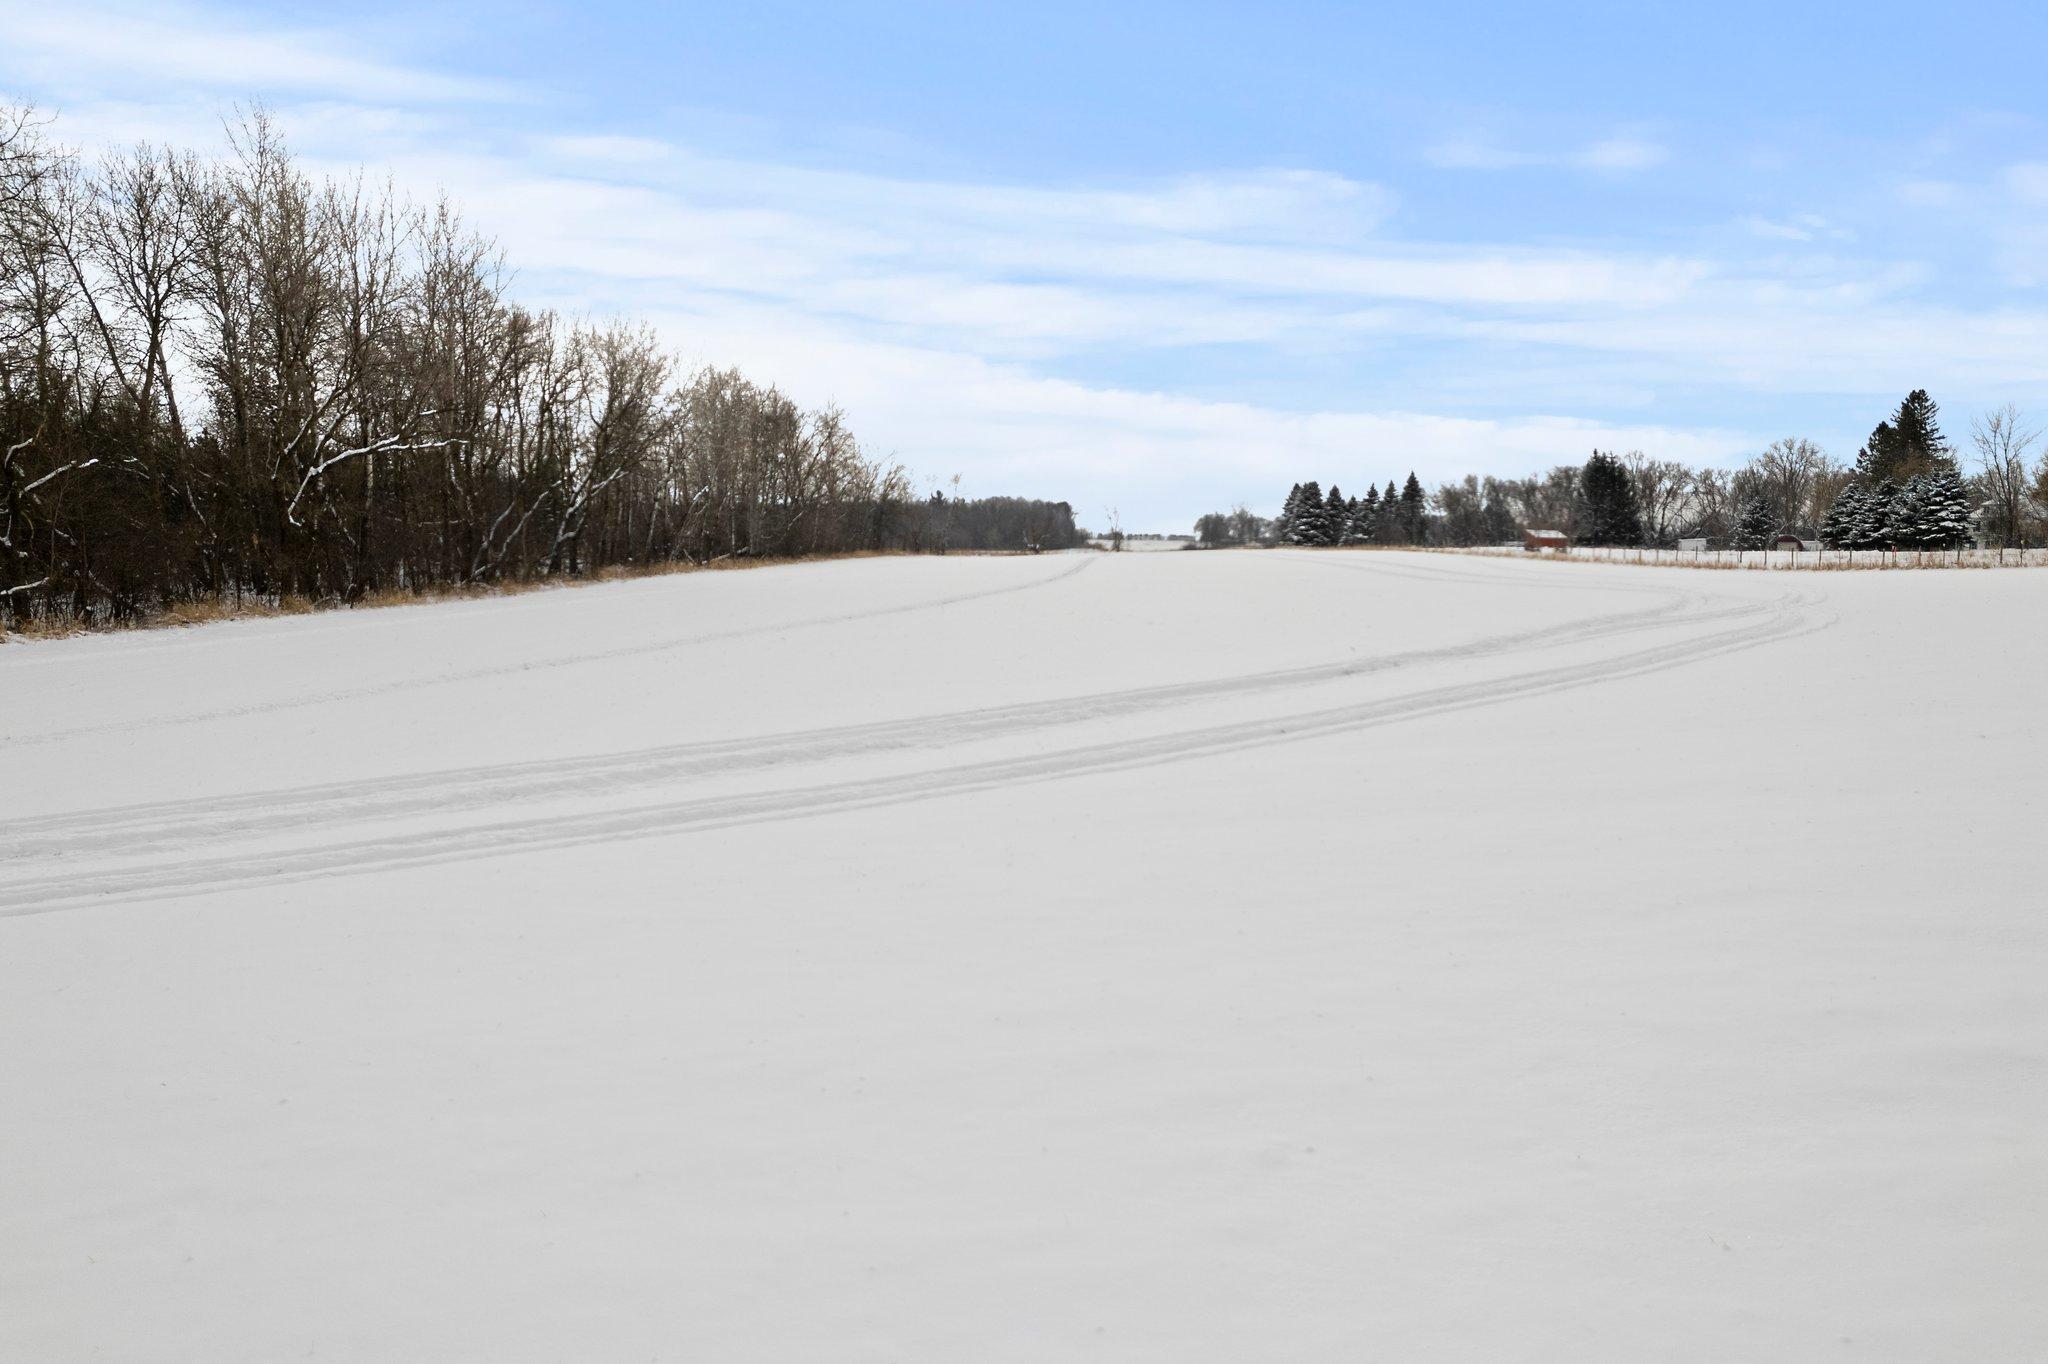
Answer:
[1575,450,1644,546]
[1276,482,1304,543]
[1351,486,1381,544]
[1339,494,1370,545]
[1732,495,1777,550]
[1373,481,1402,544]
[1916,467,1976,549]
[1398,473,1427,543]
[1322,486,1347,546]
[1864,479,1903,548]
[1287,480,1327,546]
[1894,476,1931,548]
[1819,484,1866,549]
[1856,389,1953,483]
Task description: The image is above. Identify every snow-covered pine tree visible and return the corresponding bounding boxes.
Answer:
[1322,486,1347,546]
[1863,479,1902,548]
[1350,486,1380,544]
[1819,484,1865,549]
[1894,476,1936,548]
[1338,494,1366,545]
[1917,467,1976,549]
[1732,495,1777,550]
[1276,483,1303,543]
[1288,481,1327,545]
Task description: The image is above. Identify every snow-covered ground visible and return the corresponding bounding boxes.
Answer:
[4,549,2043,1361]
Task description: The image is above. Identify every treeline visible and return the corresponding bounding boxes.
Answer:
[920,493,1082,551]
[1199,391,2048,552]
[0,103,1071,630]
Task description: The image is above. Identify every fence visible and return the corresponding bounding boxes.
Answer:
[1448,545,2048,571]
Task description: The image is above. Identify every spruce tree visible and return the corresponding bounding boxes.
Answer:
[1856,390,1953,483]
[1733,495,1777,550]
[1399,473,1426,543]
[1288,480,1326,546]
[1576,450,1644,546]
[1865,479,1903,548]
[1276,483,1303,543]
[1819,484,1865,549]
[1322,486,1347,546]
[1917,467,1976,548]
[1893,476,1935,548]
[1340,495,1369,545]
[1353,486,1381,544]
[1374,481,1402,544]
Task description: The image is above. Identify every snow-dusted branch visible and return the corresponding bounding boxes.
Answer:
[17,458,99,499]
[285,436,466,527]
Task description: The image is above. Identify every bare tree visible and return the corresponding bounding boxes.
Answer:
[1972,405,2040,549]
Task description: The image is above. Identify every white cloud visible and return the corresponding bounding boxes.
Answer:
[1738,213,1849,243]
[0,1,514,104]
[1898,179,1961,208]
[1573,137,1668,172]
[2003,163,2048,203]
[1423,133,1669,174]
[14,1,2048,527]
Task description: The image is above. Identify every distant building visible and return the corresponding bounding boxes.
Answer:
[1772,533,1822,552]
[1677,537,1708,552]
[1523,528,1569,552]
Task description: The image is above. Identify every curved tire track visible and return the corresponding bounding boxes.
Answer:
[0,591,1827,916]
[2,588,1777,863]
[0,554,1099,749]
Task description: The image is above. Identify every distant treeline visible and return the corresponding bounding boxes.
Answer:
[1199,390,2048,552]
[0,103,1073,630]
[921,493,1082,552]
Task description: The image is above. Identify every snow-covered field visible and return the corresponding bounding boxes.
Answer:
[4,548,2043,1361]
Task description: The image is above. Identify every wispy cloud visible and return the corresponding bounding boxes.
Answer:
[0,1,515,104]
[1738,213,1849,243]
[2003,162,2048,203]
[1422,133,1669,173]
[11,1,2048,526]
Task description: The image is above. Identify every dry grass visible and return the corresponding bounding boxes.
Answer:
[0,548,1031,644]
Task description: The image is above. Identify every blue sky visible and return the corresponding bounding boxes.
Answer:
[7,0,2048,529]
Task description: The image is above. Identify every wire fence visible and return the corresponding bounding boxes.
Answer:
[1445,545,2048,571]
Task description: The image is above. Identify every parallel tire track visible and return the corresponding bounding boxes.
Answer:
[0,592,1827,916]
[0,555,1099,749]
[2,588,1773,862]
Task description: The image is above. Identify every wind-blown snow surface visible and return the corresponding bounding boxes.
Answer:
[3,550,2044,1361]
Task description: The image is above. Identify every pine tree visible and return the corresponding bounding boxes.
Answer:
[1733,495,1777,550]
[1276,482,1303,543]
[1819,484,1865,549]
[1339,494,1369,545]
[1575,450,1644,546]
[1888,472,1973,550]
[1399,473,1426,544]
[1321,486,1347,546]
[1856,389,1953,483]
[1373,481,1401,544]
[1288,480,1327,546]
[1351,486,1380,544]
[1864,479,1903,548]
[1916,467,1976,548]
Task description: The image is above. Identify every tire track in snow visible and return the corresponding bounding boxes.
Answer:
[0,554,1099,748]
[1258,547,1684,595]
[0,592,1828,916]
[1,588,1768,862]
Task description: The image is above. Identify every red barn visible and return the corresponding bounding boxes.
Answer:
[1523,528,1569,552]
